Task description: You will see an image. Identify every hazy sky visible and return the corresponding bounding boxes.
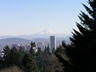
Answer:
[0,0,88,36]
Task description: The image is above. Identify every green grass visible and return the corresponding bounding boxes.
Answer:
[0,66,23,72]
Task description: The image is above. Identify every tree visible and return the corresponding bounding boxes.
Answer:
[30,42,36,56]
[55,45,64,55]
[43,46,51,57]
[18,46,25,68]
[3,45,10,57]
[2,45,11,68]
[36,48,43,71]
[36,48,43,60]
[56,0,96,72]
[22,42,39,72]
[1,46,25,68]
[5,47,20,67]
[22,53,38,72]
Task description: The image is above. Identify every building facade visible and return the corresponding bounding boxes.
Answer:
[50,36,56,52]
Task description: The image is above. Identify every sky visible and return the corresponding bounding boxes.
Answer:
[0,0,88,36]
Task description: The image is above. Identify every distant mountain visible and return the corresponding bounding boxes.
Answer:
[0,36,15,39]
[0,30,71,50]
[38,29,54,35]
[18,33,71,40]
[0,34,71,40]
[0,30,71,39]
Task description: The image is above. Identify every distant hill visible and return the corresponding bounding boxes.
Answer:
[0,38,31,50]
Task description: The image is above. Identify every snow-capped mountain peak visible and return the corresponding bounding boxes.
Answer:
[39,29,55,35]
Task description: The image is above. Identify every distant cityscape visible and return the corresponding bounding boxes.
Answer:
[0,35,70,57]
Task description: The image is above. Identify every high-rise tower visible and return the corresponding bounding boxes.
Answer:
[50,36,56,52]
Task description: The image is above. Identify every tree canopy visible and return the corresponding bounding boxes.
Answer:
[56,0,96,72]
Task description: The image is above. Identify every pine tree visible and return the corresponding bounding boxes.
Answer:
[43,46,51,57]
[18,46,25,68]
[3,45,10,57]
[22,42,38,72]
[56,0,96,72]
[5,47,20,67]
[30,42,36,56]
[36,48,43,71]
[22,53,38,72]
[36,48,43,59]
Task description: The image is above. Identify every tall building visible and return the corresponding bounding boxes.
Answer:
[50,36,56,52]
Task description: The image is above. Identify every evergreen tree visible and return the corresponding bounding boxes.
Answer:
[2,45,11,68]
[43,46,51,57]
[55,45,64,55]
[18,46,25,68]
[5,47,20,67]
[36,48,43,59]
[56,0,96,72]
[22,42,38,72]
[36,48,43,71]
[22,53,38,72]
[3,45,10,57]
[30,42,36,56]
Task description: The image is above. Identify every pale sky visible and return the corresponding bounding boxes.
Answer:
[0,0,88,36]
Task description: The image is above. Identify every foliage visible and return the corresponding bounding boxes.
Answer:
[0,42,63,72]
[4,46,24,67]
[0,42,38,72]
[36,47,63,72]
[56,0,96,72]
[22,53,38,72]
[3,45,10,57]
[43,46,51,57]
[30,42,36,56]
